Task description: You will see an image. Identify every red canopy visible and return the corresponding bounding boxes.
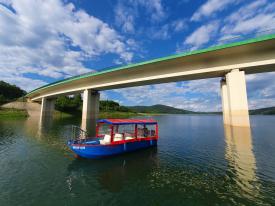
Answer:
[97,119,157,125]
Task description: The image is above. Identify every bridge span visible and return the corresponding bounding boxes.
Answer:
[26,34,275,135]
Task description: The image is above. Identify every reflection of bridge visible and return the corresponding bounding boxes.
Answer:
[224,126,258,198]
[26,34,275,135]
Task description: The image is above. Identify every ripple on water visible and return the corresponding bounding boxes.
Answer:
[0,128,17,154]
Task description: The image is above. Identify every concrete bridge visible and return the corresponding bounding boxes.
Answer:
[26,34,275,135]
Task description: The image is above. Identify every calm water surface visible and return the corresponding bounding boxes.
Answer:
[0,115,275,206]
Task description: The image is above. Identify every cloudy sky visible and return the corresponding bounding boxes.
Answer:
[0,0,275,111]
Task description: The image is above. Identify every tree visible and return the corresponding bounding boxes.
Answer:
[72,94,82,108]
[100,100,120,112]
[55,95,81,112]
[119,106,132,112]
[0,95,6,105]
[54,95,133,113]
[0,81,26,104]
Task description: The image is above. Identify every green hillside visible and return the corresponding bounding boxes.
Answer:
[128,104,196,114]
[249,107,275,115]
[0,81,26,105]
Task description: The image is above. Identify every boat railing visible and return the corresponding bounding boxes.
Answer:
[71,125,87,140]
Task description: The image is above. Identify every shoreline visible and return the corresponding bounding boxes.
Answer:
[0,108,29,118]
[1,107,274,119]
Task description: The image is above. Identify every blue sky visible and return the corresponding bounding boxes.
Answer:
[0,0,275,111]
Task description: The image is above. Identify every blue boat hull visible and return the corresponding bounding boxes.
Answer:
[68,139,158,159]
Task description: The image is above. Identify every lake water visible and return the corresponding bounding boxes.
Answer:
[0,115,275,206]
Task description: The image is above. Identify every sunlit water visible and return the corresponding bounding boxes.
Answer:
[0,115,275,206]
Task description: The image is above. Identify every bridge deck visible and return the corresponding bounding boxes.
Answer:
[26,34,275,101]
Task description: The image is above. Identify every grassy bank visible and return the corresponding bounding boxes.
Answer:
[0,108,29,118]
[0,108,140,119]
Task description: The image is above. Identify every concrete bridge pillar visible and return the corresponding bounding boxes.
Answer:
[221,69,250,127]
[221,79,231,125]
[81,89,100,137]
[40,97,55,120]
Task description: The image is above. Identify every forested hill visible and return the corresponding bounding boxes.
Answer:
[128,104,275,115]
[249,107,275,115]
[0,81,26,105]
[128,104,196,114]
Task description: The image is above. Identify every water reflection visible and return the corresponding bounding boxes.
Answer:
[224,125,260,200]
[24,115,77,138]
[22,114,50,138]
[66,147,159,193]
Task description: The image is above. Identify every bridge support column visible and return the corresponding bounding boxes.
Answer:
[40,97,55,119]
[81,89,100,137]
[221,69,250,127]
[221,79,231,125]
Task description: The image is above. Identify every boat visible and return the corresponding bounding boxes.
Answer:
[67,119,159,159]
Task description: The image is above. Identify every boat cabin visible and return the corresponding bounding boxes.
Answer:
[68,119,159,158]
[96,119,159,145]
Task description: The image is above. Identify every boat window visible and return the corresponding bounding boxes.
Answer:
[117,124,135,136]
[148,125,156,137]
[97,123,157,141]
[98,124,111,136]
[137,124,156,138]
[118,124,135,133]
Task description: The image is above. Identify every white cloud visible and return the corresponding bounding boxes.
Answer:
[183,21,219,50]
[172,19,186,32]
[246,72,275,110]
[221,0,275,36]
[0,75,47,92]
[111,78,221,112]
[225,0,267,23]
[115,2,136,33]
[151,19,186,40]
[0,0,134,91]
[232,14,275,34]
[138,0,165,22]
[99,91,108,101]
[191,0,239,21]
[151,24,170,40]
[114,0,166,34]
[180,0,275,52]
[114,0,185,41]
[0,0,11,5]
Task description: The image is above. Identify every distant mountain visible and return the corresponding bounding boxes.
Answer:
[128,104,196,114]
[128,104,275,115]
[250,107,275,115]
